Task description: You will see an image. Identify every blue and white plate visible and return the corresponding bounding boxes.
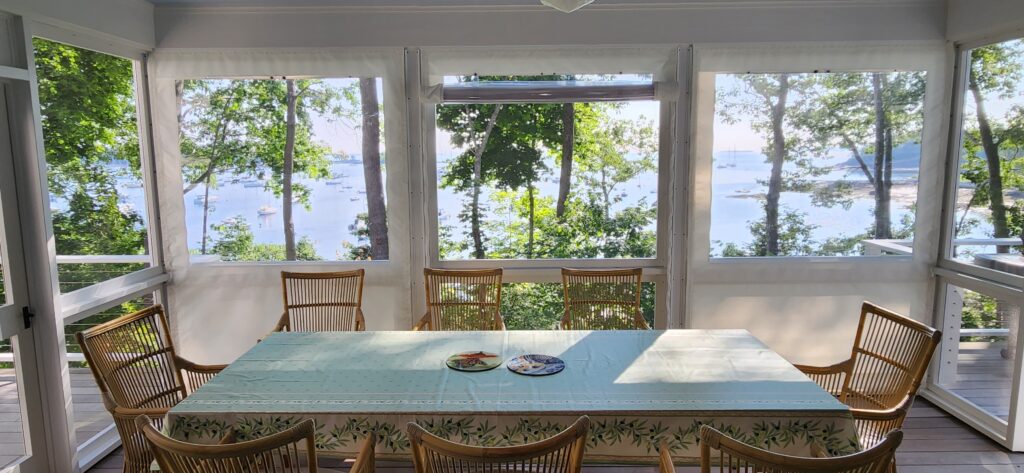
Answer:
[507,354,565,376]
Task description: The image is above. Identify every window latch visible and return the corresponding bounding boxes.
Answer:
[22,307,34,329]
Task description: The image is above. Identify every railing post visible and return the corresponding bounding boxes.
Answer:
[939,284,964,385]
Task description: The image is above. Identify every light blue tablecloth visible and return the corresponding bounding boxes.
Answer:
[167,330,858,462]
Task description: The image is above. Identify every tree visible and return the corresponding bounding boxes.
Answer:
[436,76,572,259]
[359,78,389,260]
[793,71,926,241]
[179,79,342,260]
[556,102,575,217]
[720,74,796,256]
[964,43,1024,249]
[210,217,320,262]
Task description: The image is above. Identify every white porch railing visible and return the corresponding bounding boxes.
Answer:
[862,237,1023,256]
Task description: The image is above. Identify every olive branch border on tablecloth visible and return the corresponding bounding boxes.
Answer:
[167,414,860,457]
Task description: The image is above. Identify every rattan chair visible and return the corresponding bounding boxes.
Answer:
[76,305,227,473]
[658,441,675,473]
[415,268,504,331]
[698,425,902,473]
[408,416,589,473]
[561,268,649,330]
[275,270,366,332]
[137,416,376,473]
[794,302,940,450]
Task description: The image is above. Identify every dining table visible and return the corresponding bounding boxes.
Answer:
[164,329,859,463]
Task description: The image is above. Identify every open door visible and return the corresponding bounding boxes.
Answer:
[0,80,52,472]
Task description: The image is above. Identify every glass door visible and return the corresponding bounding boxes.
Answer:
[0,80,51,472]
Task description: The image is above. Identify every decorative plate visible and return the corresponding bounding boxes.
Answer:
[506,354,565,376]
[446,351,503,372]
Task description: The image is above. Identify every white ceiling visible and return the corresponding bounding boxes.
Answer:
[147,0,939,6]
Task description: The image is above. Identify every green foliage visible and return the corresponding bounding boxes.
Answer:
[718,205,817,257]
[500,283,656,331]
[434,77,659,329]
[716,70,926,256]
[209,217,320,262]
[180,78,358,259]
[957,40,1024,241]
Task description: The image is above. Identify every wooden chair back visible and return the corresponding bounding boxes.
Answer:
[280,270,366,332]
[408,416,588,473]
[422,268,504,331]
[561,268,648,330]
[76,304,186,410]
[135,415,319,473]
[842,302,941,410]
[699,425,902,473]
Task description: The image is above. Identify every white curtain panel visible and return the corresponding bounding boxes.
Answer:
[685,42,952,362]
[422,46,678,82]
[147,48,411,362]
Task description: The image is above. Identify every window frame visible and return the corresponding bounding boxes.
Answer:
[423,79,673,270]
[689,43,948,276]
[935,35,1024,289]
[170,74,398,267]
[921,32,1024,453]
[28,23,169,472]
[417,48,679,329]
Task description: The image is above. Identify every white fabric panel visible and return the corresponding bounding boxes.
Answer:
[688,281,927,366]
[423,46,678,80]
[150,48,400,79]
[148,49,412,363]
[695,42,946,73]
[685,42,951,362]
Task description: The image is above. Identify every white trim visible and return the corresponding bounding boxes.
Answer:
[406,48,429,327]
[935,261,1024,291]
[0,65,28,82]
[9,17,78,471]
[921,385,1009,444]
[75,424,119,472]
[933,267,1023,301]
[29,21,148,61]
[154,0,938,15]
[60,268,167,324]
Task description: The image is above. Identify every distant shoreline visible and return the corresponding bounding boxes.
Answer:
[727,180,921,207]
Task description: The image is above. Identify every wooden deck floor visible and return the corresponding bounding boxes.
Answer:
[944,341,1013,420]
[0,368,109,468]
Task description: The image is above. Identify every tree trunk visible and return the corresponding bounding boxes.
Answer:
[556,103,575,218]
[283,79,297,261]
[871,73,893,239]
[200,172,212,254]
[969,69,1010,249]
[527,180,535,259]
[763,74,790,256]
[470,105,502,259]
[359,78,389,260]
[175,80,185,135]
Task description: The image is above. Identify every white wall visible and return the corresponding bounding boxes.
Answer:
[153,1,946,49]
[947,0,1024,43]
[0,0,153,50]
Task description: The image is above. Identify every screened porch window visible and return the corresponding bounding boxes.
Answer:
[177,77,389,262]
[710,71,926,257]
[434,75,660,261]
[948,38,1024,275]
[34,37,151,292]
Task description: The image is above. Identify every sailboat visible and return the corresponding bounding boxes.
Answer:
[257,205,278,216]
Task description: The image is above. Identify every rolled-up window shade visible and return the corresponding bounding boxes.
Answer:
[441,80,658,104]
